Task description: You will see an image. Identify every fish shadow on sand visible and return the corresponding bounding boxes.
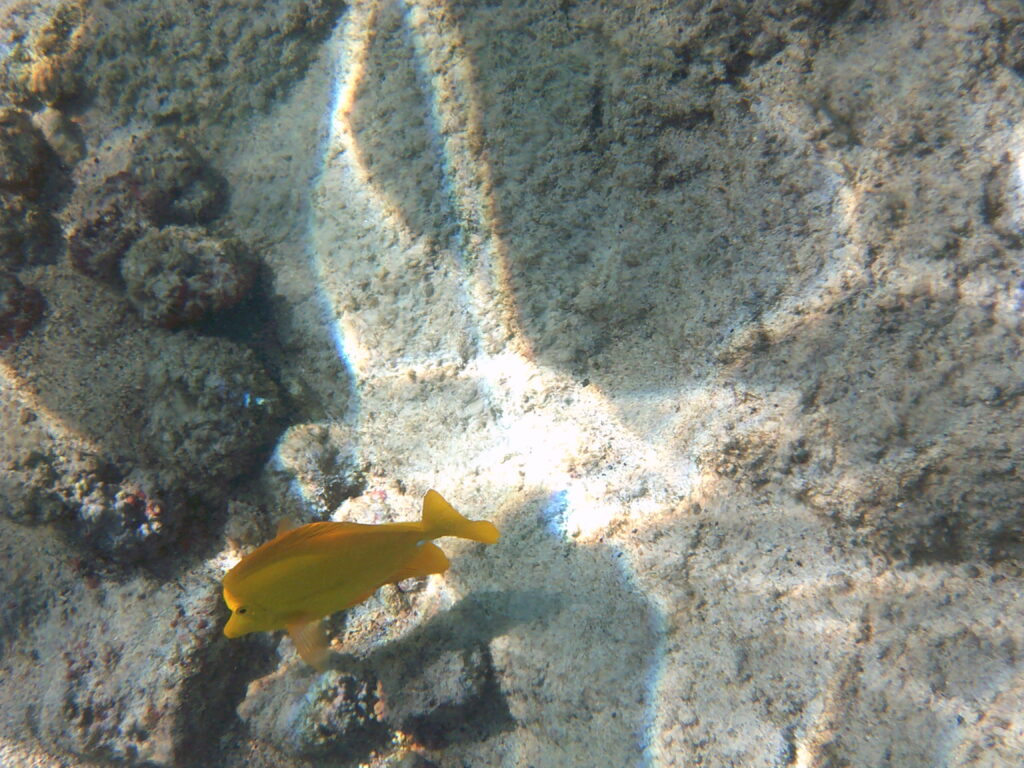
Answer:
[229,589,559,764]
[323,492,663,765]
[355,589,561,749]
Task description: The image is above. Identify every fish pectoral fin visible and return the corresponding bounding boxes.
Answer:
[391,541,450,583]
[286,620,329,671]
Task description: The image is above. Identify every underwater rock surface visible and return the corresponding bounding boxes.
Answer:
[238,667,388,760]
[121,226,256,328]
[66,171,149,281]
[0,106,52,198]
[127,132,228,227]
[0,0,1023,767]
[140,333,281,482]
[0,191,60,268]
[0,271,43,350]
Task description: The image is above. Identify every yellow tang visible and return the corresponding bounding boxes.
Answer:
[222,490,499,668]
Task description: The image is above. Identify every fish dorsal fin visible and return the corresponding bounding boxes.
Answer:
[276,517,298,536]
[286,619,329,670]
[391,541,450,583]
[422,490,500,544]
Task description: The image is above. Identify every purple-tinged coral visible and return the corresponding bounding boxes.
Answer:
[77,474,180,564]
[66,171,149,281]
[120,225,256,328]
[0,271,44,350]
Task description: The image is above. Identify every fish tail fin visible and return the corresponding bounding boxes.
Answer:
[422,490,500,544]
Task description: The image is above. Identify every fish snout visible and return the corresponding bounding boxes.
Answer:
[223,614,245,638]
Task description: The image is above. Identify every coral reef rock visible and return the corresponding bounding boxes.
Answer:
[30,571,257,767]
[128,131,228,226]
[121,225,256,328]
[32,105,85,167]
[376,644,499,750]
[273,422,365,513]
[78,0,346,129]
[237,667,389,760]
[0,0,87,107]
[140,333,281,482]
[66,171,149,281]
[0,107,52,198]
[0,191,61,268]
[76,471,182,564]
[0,270,44,350]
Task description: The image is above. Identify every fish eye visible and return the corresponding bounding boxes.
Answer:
[237,607,247,614]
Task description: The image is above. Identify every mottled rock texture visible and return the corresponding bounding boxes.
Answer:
[1,0,1023,767]
[121,226,255,328]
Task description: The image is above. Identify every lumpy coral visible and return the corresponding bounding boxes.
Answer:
[0,107,52,198]
[0,271,44,350]
[0,191,61,269]
[120,225,256,328]
[141,334,281,482]
[66,171,148,281]
[128,131,227,226]
[77,473,180,564]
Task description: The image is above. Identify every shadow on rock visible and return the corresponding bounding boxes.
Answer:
[361,590,561,749]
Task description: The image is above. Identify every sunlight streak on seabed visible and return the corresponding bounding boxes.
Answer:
[311,0,694,536]
[312,1,675,762]
[1009,126,1024,233]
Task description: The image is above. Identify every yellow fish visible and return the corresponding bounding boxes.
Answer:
[222,490,499,668]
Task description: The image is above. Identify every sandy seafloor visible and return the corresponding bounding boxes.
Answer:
[1,0,1023,766]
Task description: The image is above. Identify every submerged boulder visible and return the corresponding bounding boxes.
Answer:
[0,271,44,350]
[0,107,52,198]
[121,225,256,328]
[141,334,281,482]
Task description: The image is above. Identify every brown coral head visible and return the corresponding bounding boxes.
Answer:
[0,271,44,350]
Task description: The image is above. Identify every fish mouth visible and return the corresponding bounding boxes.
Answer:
[223,616,244,638]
